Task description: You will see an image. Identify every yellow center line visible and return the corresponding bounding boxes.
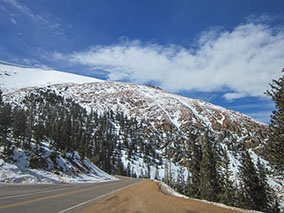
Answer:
[0,181,119,210]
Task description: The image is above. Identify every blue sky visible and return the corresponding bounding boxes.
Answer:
[1,0,284,123]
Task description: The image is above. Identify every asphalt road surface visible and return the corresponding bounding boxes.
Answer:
[0,176,142,213]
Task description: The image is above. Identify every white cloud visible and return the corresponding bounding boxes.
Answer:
[2,0,36,19]
[54,22,284,100]
[2,0,65,34]
[10,17,17,24]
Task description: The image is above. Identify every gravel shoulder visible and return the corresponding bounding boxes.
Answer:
[80,179,240,213]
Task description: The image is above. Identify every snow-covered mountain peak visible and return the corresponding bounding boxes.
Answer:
[0,62,103,93]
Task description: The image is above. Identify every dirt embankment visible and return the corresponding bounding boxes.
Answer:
[80,180,241,213]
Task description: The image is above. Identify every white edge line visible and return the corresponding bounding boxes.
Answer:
[58,180,143,213]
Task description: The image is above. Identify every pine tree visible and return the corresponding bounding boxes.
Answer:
[0,89,3,105]
[199,133,220,202]
[22,92,37,148]
[147,163,151,178]
[219,149,235,206]
[256,158,280,212]
[0,102,12,153]
[127,162,131,177]
[62,115,72,153]
[176,166,186,194]
[11,106,27,146]
[34,121,44,148]
[186,134,202,198]
[238,151,274,211]
[155,164,159,180]
[117,158,125,175]
[265,69,284,175]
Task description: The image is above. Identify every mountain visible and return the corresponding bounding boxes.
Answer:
[0,63,283,210]
[1,62,268,154]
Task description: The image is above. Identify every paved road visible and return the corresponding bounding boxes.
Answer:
[0,176,142,213]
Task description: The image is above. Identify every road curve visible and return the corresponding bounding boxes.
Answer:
[0,176,142,213]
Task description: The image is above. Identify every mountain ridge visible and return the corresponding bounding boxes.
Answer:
[0,62,265,126]
[1,63,269,158]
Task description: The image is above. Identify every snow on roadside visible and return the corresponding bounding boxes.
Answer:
[157,181,262,213]
[0,159,68,184]
[0,158,117,184]
[0,143,117,184]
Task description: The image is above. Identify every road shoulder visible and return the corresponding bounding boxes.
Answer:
[79,179,240,213]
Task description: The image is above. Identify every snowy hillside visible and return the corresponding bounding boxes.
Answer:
[46,81,266,133]
[0,63,266,134]
[0,141,117,184]
[2,66,268,148]
[0,63,269,176]
[0,62,102,93]
[0,64,269,169]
